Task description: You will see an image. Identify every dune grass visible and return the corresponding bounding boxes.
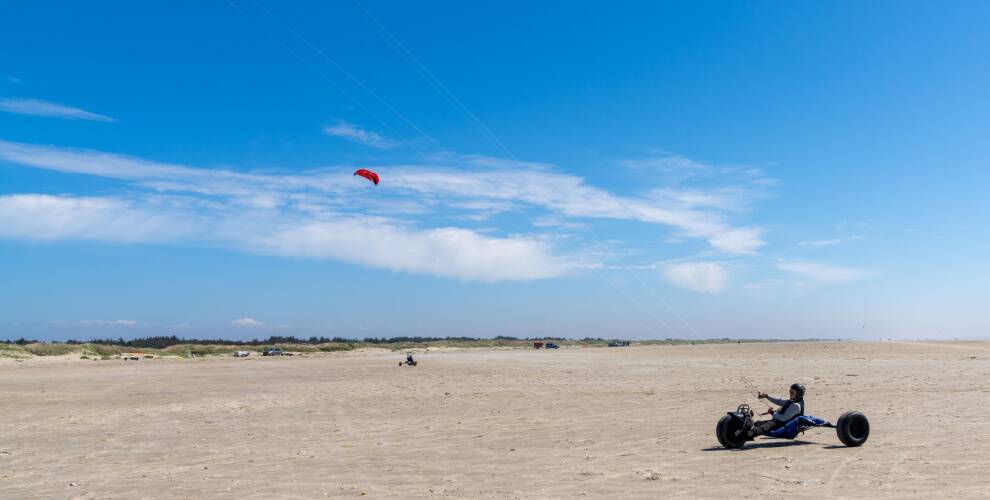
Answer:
[162,344,242,357]
[0,343,29,358]
[317,343,356,352]
[81,344,122,358]
[24,343,77,356]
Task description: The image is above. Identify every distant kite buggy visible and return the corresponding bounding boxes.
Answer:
[354,168,379,185]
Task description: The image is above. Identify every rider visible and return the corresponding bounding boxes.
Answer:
[745,383,806,437]
[406,353,415,365]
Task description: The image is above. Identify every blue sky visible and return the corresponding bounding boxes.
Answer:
[2,1,988,341]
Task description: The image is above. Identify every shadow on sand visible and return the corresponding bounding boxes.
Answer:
[702,440,817,451]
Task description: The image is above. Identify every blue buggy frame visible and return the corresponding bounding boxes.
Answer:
[765,414,832,439]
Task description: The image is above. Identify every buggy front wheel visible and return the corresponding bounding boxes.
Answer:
[716,415,747,449]
[836,411,870,447]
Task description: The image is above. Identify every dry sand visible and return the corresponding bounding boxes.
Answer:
[2,341,989,499]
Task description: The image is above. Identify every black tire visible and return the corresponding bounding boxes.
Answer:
[716,415,747,449]
[836,411,870,447]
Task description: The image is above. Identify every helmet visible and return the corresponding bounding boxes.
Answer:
[790,383,806,399]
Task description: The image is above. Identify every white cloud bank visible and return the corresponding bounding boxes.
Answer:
[0,98,116,122]
[662,261,728,293]
[323,122,397,149]
[0,139,773,280]
[0,193,569,282]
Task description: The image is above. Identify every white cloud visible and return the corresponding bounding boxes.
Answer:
[252,220,571,282]
[777,260,869,284]
[231,318,291,329]
[80,319,137,326]
[661,261,728,293]
[0,193,572,282]
[620,155,709,176]
[0,139,773,281]
[0,194,196,242]
[0,141,766,254]
[798,238,842,247]
[0,98,115,122]
[231,318,264,327]
[387,166,765,253]
[323,122,397,149]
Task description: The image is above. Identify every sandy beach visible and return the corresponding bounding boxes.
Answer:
[2,341,989,499]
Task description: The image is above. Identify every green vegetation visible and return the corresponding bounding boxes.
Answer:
[163,344,240,357]
[317,343,356,352]
[0,343,29,358]
[81,344,122,357]
[24,343,76,356]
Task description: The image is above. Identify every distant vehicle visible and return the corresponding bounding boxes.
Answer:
[533,341,544,349]
[545,342,560,349]
[233,351,250,357]
[399,354,418,367]
[608,341,631,347]
[262,347,283,356]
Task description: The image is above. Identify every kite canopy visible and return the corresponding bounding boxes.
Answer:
[353,168,379,185]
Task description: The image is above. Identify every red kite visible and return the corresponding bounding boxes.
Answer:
[353,168,379,185]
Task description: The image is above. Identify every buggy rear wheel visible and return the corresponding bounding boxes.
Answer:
[836,411,870,447]
[716,415,747,449]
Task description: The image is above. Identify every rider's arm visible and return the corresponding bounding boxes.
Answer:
[765,395,788,406]
[772,402,802,423]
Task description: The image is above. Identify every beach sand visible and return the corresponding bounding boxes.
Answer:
[2,341,989,498]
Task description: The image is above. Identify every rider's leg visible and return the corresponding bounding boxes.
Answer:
[748,419,778,437]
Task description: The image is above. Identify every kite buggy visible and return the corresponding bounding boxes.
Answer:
[715,383,870,449]
[399,354,417,367]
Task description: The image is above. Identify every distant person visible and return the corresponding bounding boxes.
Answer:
[399,353,417,366]
[742,383,805,437]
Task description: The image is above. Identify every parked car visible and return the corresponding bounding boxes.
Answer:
[233,351,250,357]
[608,341,631,347]
[545,342,560,349]
[262,347,283,356]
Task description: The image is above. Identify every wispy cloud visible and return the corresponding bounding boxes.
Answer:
[231,318,291,329]
[0,98,116,122]
[0,139,773,280]
[231,317,264,327]
[777,260,870,284]
[79,319,138,326]
[662,261,728,293]
[323,121,397,149]
[386,165,765,253]
[798,238,842,247]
